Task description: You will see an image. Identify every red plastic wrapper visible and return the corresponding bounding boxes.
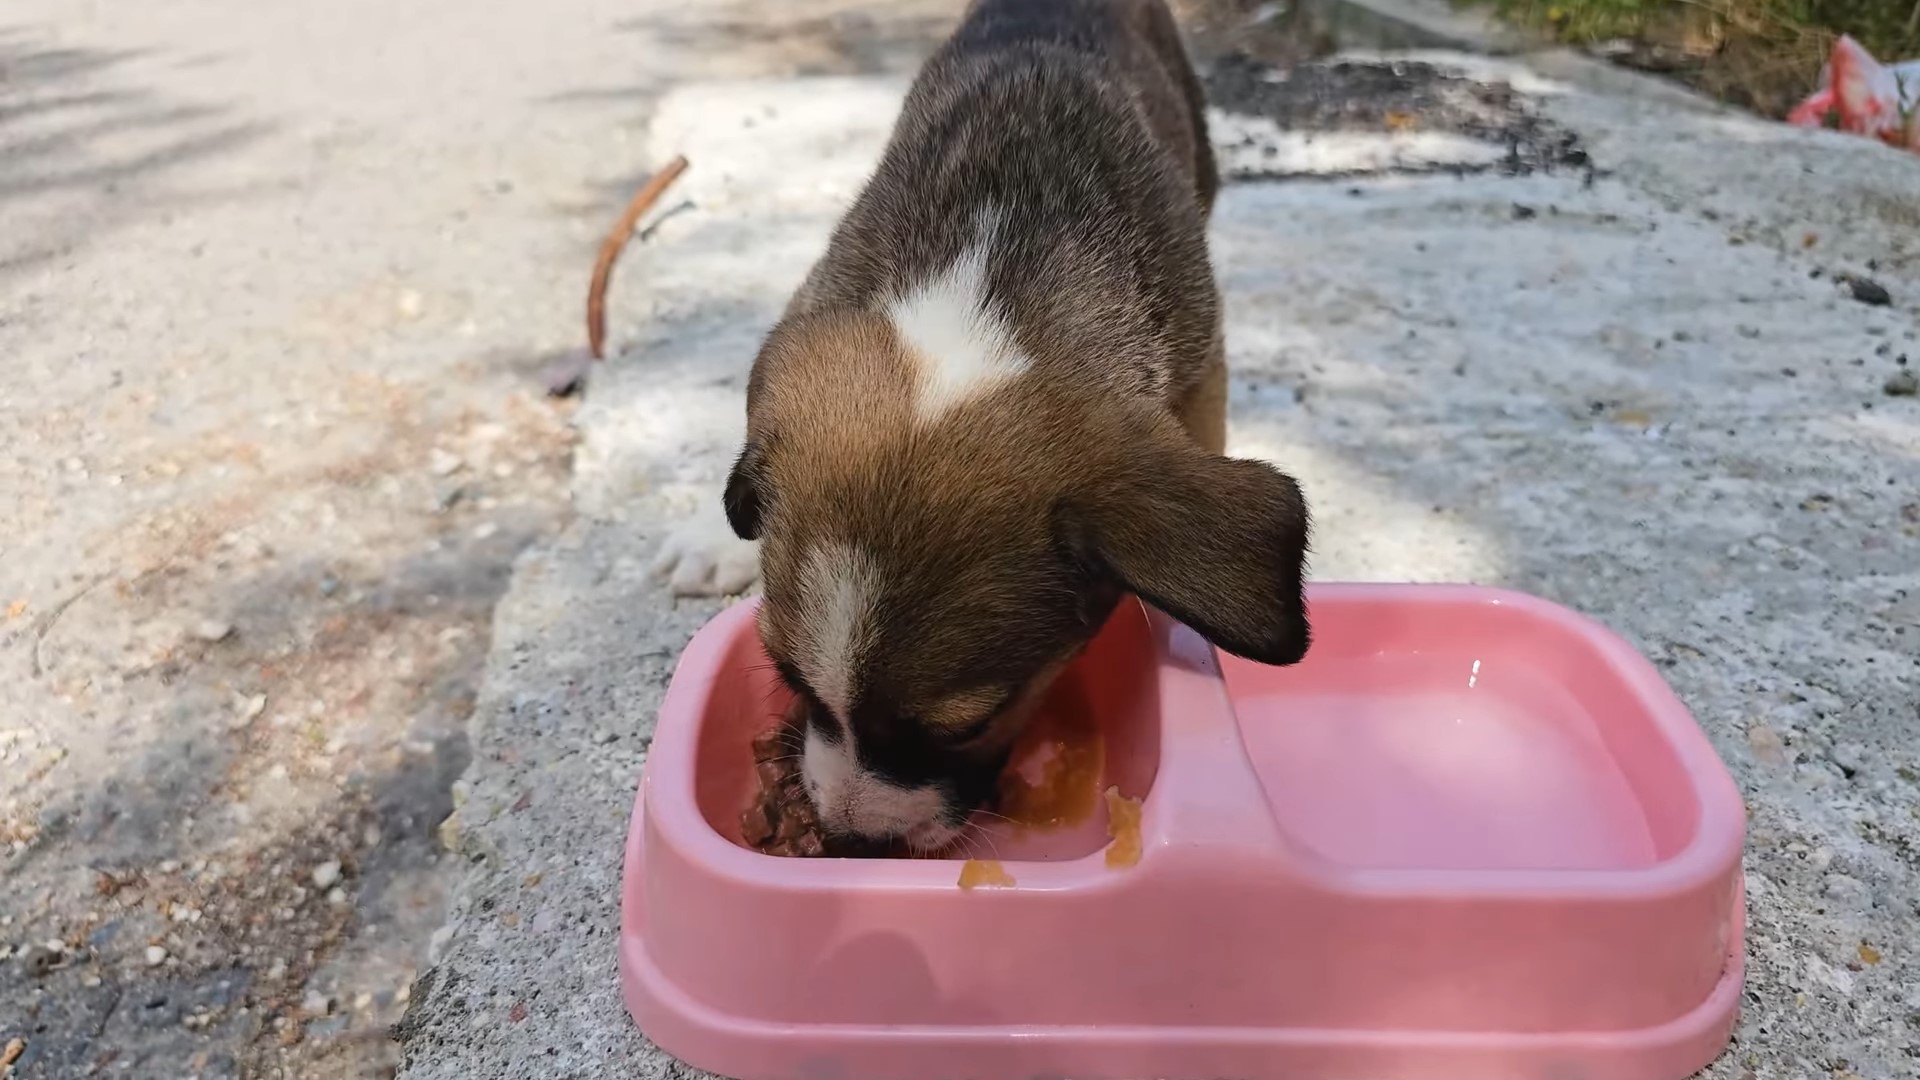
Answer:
[1788,35,1920,151]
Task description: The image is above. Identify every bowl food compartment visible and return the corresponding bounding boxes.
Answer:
[691,598,1163,864]
[621,584,1745,1080]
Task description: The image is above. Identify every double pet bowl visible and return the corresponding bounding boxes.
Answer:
[620,584,1745,1080]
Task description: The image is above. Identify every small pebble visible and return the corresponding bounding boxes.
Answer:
[328,887,348,906]
[1829,742,1867,775]
[1843,276,1892,306]
[429,448,464,477]
[193,620,234,643]
[231,694,268,729]
[1824,873,1874,913]
[302,989,333,1016]
[312,861,342,889]
[1746,723,1787,766]
[1806,953,1855,994]
[145,945,169,967]
[21,945,65,978]
[1885,370,1918,397]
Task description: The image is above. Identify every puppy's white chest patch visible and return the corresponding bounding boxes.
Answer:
[886,214,1029,422]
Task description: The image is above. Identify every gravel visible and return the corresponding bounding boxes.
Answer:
[1203,51,1593,180]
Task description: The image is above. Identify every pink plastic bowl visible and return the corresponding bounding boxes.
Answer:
[620,584,1746,1080]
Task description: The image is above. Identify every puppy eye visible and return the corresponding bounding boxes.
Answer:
[933,684,1021,745]
[772,660,808,693]
[772,660,843,738]
[948,712,999,744]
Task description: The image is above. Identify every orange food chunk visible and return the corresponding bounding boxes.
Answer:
[1104,786,1143,869]
[957,859,1017,890]
[997,684,1105,831]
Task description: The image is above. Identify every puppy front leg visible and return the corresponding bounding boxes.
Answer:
[651,499,761,598]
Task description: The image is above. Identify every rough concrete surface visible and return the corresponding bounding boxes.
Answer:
[392,24,1920,1080]
[0,1,949,1076]
[5,1,1918,1078]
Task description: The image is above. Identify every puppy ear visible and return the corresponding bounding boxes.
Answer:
[1060,437,1311,666]
[723,443,767,540]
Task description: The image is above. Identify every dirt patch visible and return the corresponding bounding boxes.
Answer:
[2,384,578,1079]
[1205,52,1596,180]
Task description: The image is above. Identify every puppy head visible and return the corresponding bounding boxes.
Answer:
[727,312,1309,853]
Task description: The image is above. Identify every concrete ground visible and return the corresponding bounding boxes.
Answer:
[0,1,944,1076]
[391,16,1920,1080]
[5,1,1918,1079]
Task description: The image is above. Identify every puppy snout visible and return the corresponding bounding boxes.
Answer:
[800,726,959,849]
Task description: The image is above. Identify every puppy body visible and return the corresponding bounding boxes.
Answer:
[719,0,1311,851]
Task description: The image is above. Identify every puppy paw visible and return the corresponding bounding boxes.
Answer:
[652,506,761,598]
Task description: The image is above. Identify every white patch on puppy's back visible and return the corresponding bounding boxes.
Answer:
[886,209,1029,422]
[794,542,880,720]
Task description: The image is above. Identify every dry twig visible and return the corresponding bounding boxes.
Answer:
[585,154,689,361]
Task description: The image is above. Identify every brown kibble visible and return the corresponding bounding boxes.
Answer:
[1104,786,1143,869]
[774,803,810,842]
[751,723,792,762]
[1858,942,1882,965]
[755,760,789,791]
[957,859,1016,890]
[743,708,835,857]
[739,803,776,848]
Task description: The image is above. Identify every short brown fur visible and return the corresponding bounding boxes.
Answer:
[723,0,1311,846]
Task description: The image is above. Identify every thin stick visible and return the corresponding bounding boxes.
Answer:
[585,154,689,360]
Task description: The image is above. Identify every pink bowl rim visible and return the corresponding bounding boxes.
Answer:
[642,583,1745,901]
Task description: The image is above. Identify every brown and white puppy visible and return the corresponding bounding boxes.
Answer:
[692,0,1312,852]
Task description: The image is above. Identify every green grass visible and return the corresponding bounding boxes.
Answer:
[1482,0,1920,115]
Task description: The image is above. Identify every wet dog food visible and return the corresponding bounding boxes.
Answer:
[739,713,828,858]
[956,858,1017,889]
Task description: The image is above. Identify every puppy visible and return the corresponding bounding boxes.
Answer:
[679,0,1312,852]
